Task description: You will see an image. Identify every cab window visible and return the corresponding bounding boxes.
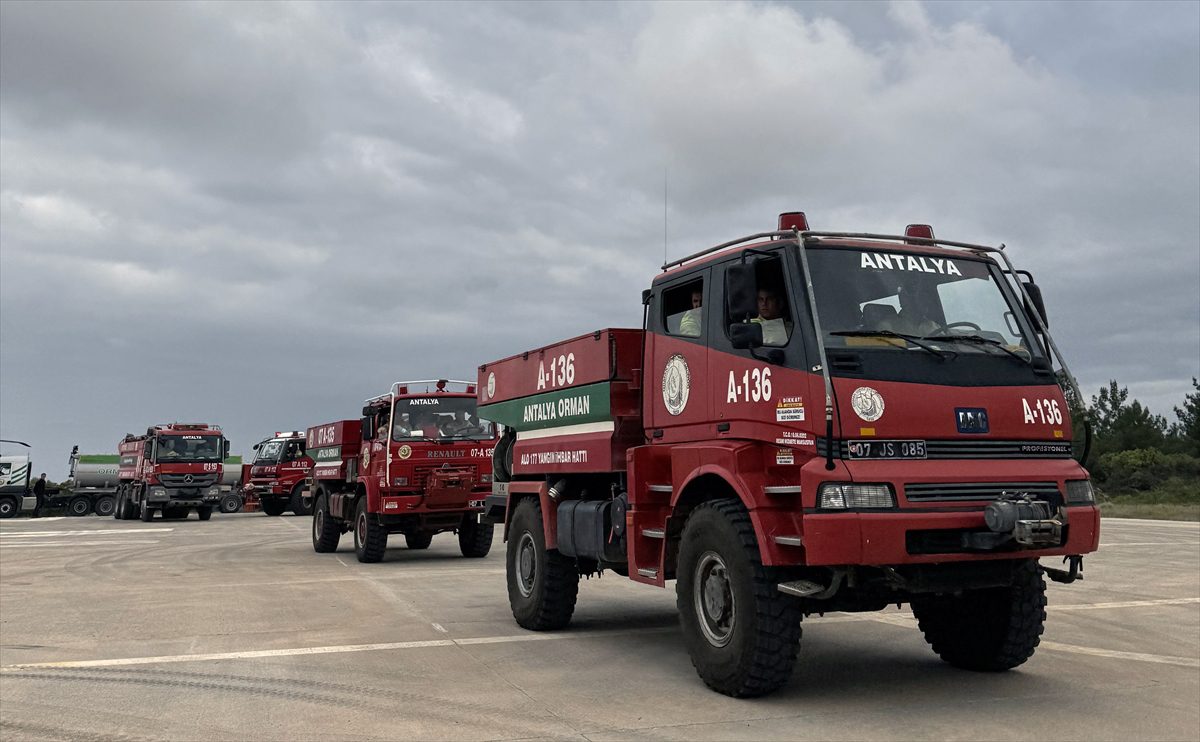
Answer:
[726,257,793,347]
[663,279,704,338]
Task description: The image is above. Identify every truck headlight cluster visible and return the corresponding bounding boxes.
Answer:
[818,483,895,509]
[1064,479,1095,503]
[207,486,220,497]
[150,487,166,498]
[481,473,492,484]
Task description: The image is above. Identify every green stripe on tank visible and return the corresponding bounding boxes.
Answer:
[479,382,611,431]
[309,446,342,463]
[77,455,121,464]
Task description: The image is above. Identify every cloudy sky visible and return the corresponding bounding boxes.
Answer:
[1,0,1197,477]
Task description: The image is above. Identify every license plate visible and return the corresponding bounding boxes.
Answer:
[847,440,927,460]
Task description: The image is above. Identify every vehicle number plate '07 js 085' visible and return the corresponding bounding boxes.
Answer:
[847,440,927,460]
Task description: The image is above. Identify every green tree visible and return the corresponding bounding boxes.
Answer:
[1088,381,1167,459]
[1169,378,1200,456]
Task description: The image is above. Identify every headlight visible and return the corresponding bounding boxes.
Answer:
[481,473,493,484]
[819,483,895,509]
[150,487,166,498]
[207,486,220,496]
[1065,479,1095,503]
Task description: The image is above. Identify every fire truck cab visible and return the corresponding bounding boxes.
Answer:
[244,431,312,516]
[114,423,229,522]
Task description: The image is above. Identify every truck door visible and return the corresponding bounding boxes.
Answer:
[709,249,815,445]
[645,268,711,441]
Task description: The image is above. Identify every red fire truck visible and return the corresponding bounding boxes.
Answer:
[306,380,497,562]
[477,213,1099,697]
[113,423,230,522]
[243,431,313,516]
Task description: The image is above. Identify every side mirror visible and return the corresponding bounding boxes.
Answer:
[223,440,231,458]
[361,416,374,440]
[361,405,375,417]
[729,322,764,350]
[1022,281,1048,328]
[725,261,758,321]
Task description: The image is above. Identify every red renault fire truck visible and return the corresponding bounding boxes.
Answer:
[114,423,230,522]
[243,431,313,516]
[478,212,1099,697]
[306,380,498,562]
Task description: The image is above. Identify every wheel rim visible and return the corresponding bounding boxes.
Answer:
[694,551,736,648]
[72,501,87,515]
[0,501,12,516]
[315,507,324,536]
[356,511,366,543]
[515,531,536,598]
[97,500,113,516]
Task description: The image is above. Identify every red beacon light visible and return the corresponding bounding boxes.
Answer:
[466,384,476,395]
[436,380,447,392]
[778,211,810,231]
[396,386,408,395]
[905,224,935,242]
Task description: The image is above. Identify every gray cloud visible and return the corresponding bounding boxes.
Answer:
[1,0,1196,476]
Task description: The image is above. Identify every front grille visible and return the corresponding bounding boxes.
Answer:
[904,481,1061,504]
[411,464,473,489]
[160,473,218,488]
[817,439,1074,459]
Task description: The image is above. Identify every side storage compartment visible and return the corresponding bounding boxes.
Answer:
[557,500,625,563]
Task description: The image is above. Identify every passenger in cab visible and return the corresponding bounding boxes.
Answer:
[752,286,792,346]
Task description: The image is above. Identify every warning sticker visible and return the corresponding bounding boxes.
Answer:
[775,448,795,465]
[776,396,806,422]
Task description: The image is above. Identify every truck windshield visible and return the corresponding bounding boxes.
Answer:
[392,396,495,441]
[253,441,284,464]
[156,436,222,462]
[807,247,1042,362]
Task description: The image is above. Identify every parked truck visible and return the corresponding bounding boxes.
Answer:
[306,380,497,562]
[0,439,34,518]
[477,212,1100,697]
[243,431,313,516]
[113,423,230,522]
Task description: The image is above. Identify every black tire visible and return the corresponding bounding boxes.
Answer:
[262,499,287,517]
[197,507,213,521]
[506,497,578,630]
[163,507,187,520]
[219,493,241,514]
[0,497,17,519]
[139,498,155,522]
[122,492,138,520]
[493,428,516,483]
[67,497,92,516]
[677,498,802,698]
[94,496,115,517]
[353,497,387,563]
[312,493,341,553]
[289,485,311,516]
[911,559,1046,672]
[405,532,434,550]
[458,514,494,558]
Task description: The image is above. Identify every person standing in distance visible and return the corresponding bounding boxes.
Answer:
[32,472,47,517]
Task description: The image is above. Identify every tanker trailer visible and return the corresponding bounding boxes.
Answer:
[65,447,120,516]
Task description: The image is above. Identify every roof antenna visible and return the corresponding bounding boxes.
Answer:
[663,165,669,268]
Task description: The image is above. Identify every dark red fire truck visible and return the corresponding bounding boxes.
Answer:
[243,431,313,516]
[113,423,230,522]
[306,380,497,562]
[478,212,1099,697]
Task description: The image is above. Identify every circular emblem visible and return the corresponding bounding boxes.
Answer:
[183,474,194,484]
[361,443,370,468]
[851,387,885,422]
[398,445,412,460]
[661,354,691,416]
[486,372,496,400]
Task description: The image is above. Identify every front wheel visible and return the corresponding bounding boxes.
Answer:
[262,499,286,517]
[68,497,92,517]
[405,532,433,550]
[506,498,578,630]
[289,485,311,516]
[0,497,17,519]
[312,494,341,553]
[677,498,802,698]
[353,497,387,563]
[197,507,213,521]
[458,515,493,558]
[94,496,115,517]
[139,499,155,522]
[911,559,1046,671]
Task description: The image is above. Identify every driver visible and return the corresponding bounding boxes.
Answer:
[896,287,942,337]
[441,410,478,436]
[752,286,792,346]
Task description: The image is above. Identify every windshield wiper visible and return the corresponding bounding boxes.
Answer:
[921,333,1032,365]
[829,330,955,360]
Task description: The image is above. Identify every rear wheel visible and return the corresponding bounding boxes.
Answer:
[262,499,286,517]
[458,514,493,558]
[506,497,578,630]
[68,497,92,517]
[197,507,213,521]
[312,493,341,553]
[677,498,802,698]
[0,497,17,519]
[353,497,387,563]
[94,496,115,517]
[911,559,1046,671]
[139,499,155,522]
[289,485,311,516]
[405,532,434,550]
[219,493,241,513]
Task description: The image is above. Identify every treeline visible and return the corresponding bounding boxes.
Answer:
[1070,378,1199,504]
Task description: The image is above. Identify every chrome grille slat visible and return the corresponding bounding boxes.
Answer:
[904,481,1060,502]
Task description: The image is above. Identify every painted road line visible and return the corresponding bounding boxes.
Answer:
[0,627,677,671]
[1051,598,1200,611]
[0,540,161,549]
[1099,542,1200,547]
[1100,519,1200,529]
[0,528,175,538]
[1039,641,1200,668]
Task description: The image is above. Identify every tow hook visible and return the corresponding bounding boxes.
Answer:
[1042,555,1084,584]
